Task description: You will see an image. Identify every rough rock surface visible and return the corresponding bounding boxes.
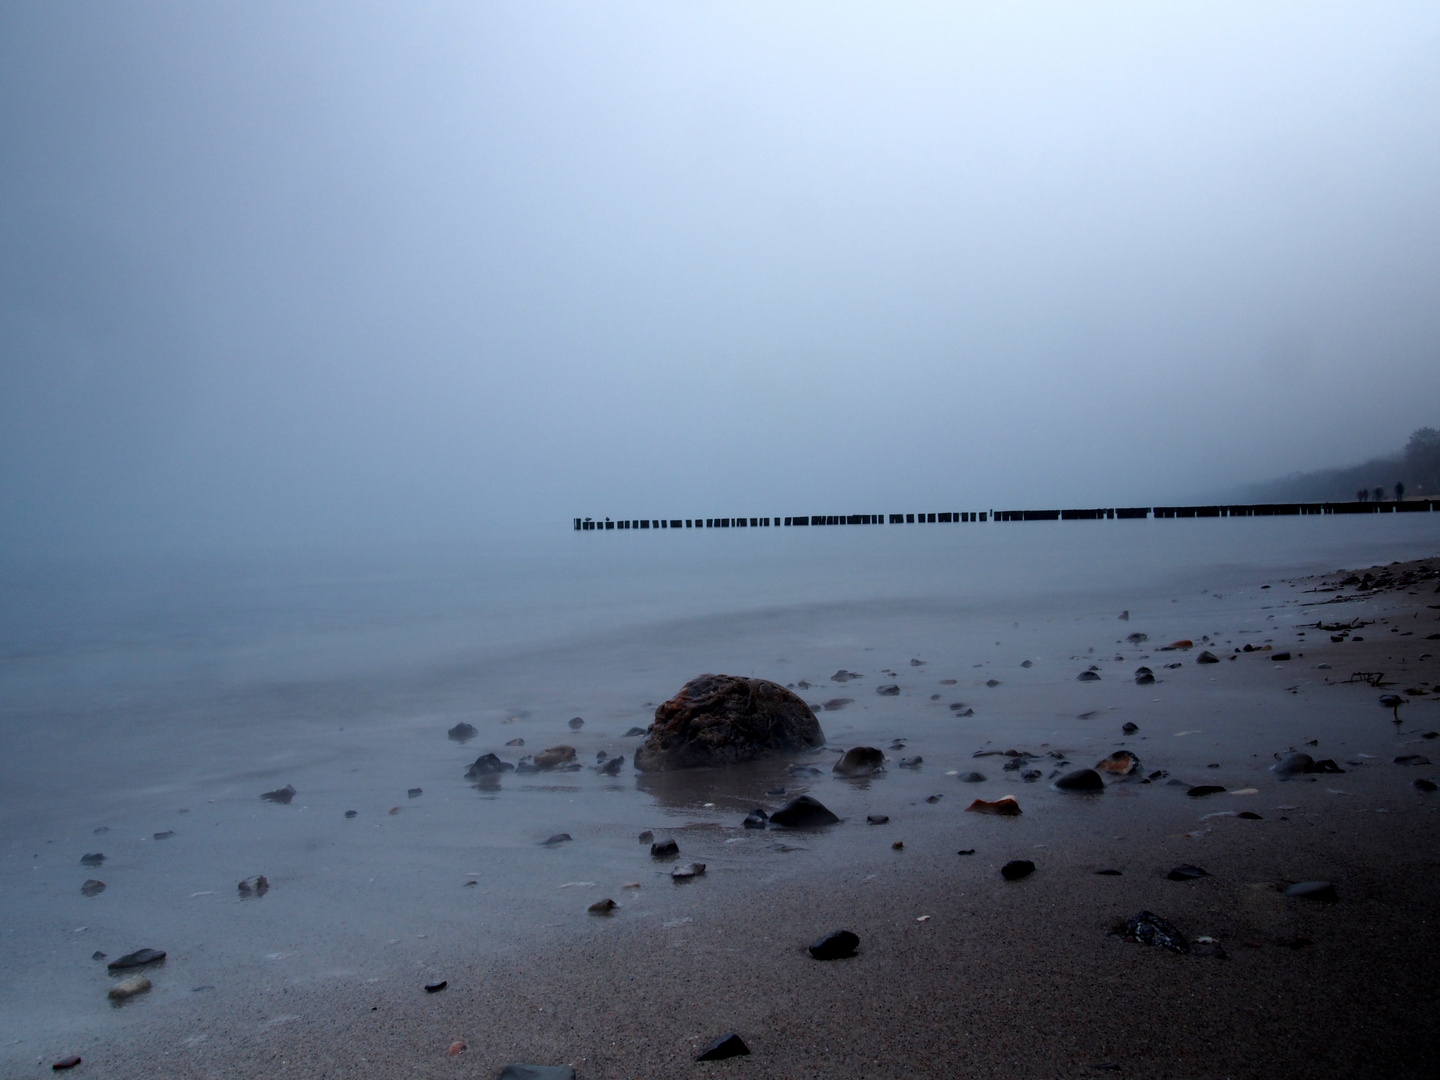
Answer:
[634,674,824,771]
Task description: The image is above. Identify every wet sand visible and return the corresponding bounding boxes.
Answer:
[10,555,1440,1078]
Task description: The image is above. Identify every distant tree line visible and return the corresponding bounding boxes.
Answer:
[1236,426,1440,504]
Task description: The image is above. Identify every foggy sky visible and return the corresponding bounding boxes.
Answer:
[3,2,1439,550]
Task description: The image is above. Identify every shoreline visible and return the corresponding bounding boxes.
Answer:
[11,554,1440,1078]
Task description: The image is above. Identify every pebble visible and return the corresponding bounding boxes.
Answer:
[957,848,975,855]
[91,951,106,961]
[1055,768,1105,791]
[1122,722,1139,735]
[898,756,923,768]
[447,722,478,742]
[866,814,889,825]
[769,795,840,827]
[1000,859,1035,880]
[1120,910,1189,953]
[808,929,859,960]
[1284,880,1338,901]
[650,838,679,858]
[543,833,572,846]
[568,716,585,730]
[152,830,175,840]
[597,755,624,776]
[588,898,617,913]
[985,679,1001,687]
[1237,811,1264,820]
[108,975,152,1000]
[1096,751,1140,775]
[1415,778,1438,792]
[408,788,423,798]
[876,684,901,696]
[80,853,105,867]
[1197,650,1220,664]
[1394,755,1431,766]
[1167,864,1209,881]
[425,980,448,992]
[260,784,296,804]
[81,879,105,897]
[108,948,165,970]
[1077,670,1101,681]
[743,808,769,829]
[892,841,904,850]
[1187,785,1226,797]
[925,794,942,803]
[447,1041,467,1056]
[52,1056,82,1070]
[695,1033,750,1062]
[1094,868,1122,876]
[958,771,987,783]
[345,810,357,818]
[638,830,654,842]
[671,862,706,880]
[965,796,1021,816]
[765,787,787,796]
[499,1066,576,1080]
[507,738,526,746]
[623,727,647,736]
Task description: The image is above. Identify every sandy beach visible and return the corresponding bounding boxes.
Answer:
[6,547,1440,1079]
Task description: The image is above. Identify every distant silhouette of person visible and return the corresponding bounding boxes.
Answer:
[1358,488,1368,502]
[1374,487,1385,502]
[1396,482,1405,501]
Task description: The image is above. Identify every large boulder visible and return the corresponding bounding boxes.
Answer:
[634,674,825,771]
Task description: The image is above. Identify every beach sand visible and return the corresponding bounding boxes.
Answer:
[13,556,1440,1078]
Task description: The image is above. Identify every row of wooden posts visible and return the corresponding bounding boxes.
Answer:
[574,500,1438,530]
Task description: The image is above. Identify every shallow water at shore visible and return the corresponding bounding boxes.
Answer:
[2,516,1438,1072]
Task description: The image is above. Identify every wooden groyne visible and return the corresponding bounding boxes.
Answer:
[573,501,1437,530]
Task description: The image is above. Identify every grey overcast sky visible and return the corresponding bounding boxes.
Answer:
[2,2,1438,549]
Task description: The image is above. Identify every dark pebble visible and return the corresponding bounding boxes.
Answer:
[80,853,105,867]
[638,830,654,842]
[765,787,786,796]
[81,879,105,897]
[866,814,889,825]
[1055,768,1105,791]
[1271,651,1291,661]
[808,929,859,960]
[1120,910,1189,953]
[1415,778,1438,791]
[743,808,769,829]
[1122,722,1139,734]
[985,679,1001,687]
[260,784,296,805]
[424,980,447,992]
[1077,670,1101,681]
[542,833,572,846]
[447,722,477,742]
[770,795,840,827]
[1273,752,1314,777]
[344,810,358,818]
[876,684,901,696]
[598,755,624,776]
[957,848,975,855]
[1394,755,1431,766]
[1000,859,1035,880]
[696,1033,750,1062]
[1094,868,1122,876]
[408,788,423,798]
[650,838,679,858]
[1197,650,1219,664]
[108,948,166,970]
[91,951,106,961]
[1167,863,1208,881]
[1285,880,1338,901]
[1187,785,1226,797]
[925,795,942,803]
[898,756,923,768]
[52,1057,82,1071]
[568,716,585,730]
[466,753,515,779]
[1237,811,1264,820]
[958,771,987,783]
[623,727,647,736]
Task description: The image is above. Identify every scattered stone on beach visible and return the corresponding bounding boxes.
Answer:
[866,814,889,824]
[1415,778,1438,792]
[424,980,448,992]
[639,830,654,842]
[1134,669,1156,685]
[1127,632,1147,643]
[52,1056,82,1070]
[597,755,624,776]
[260,784,296,805]
[446,1041,467,1056]
[892,840,905,849]
[925,794,942,803]
[534,746,577,769]
[966,795,1021,816]
[237,875,270,897]
[985,679,1001,688]
[151,829,176,840]
[770,795,840,827]
[833,746,886,776]
[345,810,357,818]
[542,833,572,846]
[108,976,151,1000]
[671,862,706,881]
[832,670,861,682]
[588,898,617,914]
[1273,752,1315,776]
[1271,652,1292,661]
[765,787,786,796]
[910,658,926,666]
[1055,768,1105,791]
[408,788,423,798]
[1120,910,1190,953]
[958,771,987,782]
[1187,785,1226,797]
[1077,670,1102,682]
[650,838,679,858]
[823,697,853,711]
[696,1033,751,1062]
[447,722,478,742]
[81,879,105,897]
[787,763,823,777]
[876,684,901,696]
[1094,867,1122,876]
[81,853,105,867]
[1394,754,1431,766]
[1168,863,1209,881]
[1001,859,1036,880]
[107,948,165,970]
[1096,751,1140,775]
[808,929,859,960]
[623,727,647,737]
[1196,650,1220,664]
[1285,880,1338,901]
[506,738,526,746]
[898,756,922,768]
[92,951,106,961]
[498,1066,575,1080]
[634,674,824,771]
[1122,722,1140,735]
[744,808,769,829]
[1238,810,1264,819]
[568,716,585,730]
